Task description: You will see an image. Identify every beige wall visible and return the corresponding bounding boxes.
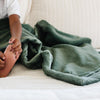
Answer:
[19,0,100,48]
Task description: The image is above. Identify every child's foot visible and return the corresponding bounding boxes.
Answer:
[0,45,20,77]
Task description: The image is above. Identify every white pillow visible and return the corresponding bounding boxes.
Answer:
[18,0,32,23]
[25,0,100,48]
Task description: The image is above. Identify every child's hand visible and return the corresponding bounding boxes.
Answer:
[0,51,5,69]
[9,37,22,55]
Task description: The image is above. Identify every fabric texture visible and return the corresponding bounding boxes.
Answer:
[0,0,20,19]
[25,0,100,48]
[1,18,100,85]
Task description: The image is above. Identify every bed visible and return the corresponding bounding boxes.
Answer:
[0,59,100,100]
[0,0,100,100]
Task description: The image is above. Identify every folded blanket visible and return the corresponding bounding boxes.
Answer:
[0,18,100,85]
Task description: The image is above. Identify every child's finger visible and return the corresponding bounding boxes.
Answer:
[0,51,5,60]
[14,48,22,53]
[14,45,21,50]
[19,49,22,54]
[17,49,22,55]
[9,38,15,43]
[12,42,19,49]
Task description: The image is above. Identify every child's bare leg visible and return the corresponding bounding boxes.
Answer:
[0,45,20,77]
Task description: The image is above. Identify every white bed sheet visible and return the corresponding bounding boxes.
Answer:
[0,49,100,100]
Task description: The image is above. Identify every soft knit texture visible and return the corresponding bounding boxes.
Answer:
[0,18,100,85]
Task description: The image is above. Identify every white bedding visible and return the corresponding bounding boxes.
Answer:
[0,49,100,100]
[0,87,100,100]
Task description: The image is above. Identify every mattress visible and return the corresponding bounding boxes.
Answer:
[0,49,100,100]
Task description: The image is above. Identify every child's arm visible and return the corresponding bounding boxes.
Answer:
[0,15,22,77]
[8,14,22,55]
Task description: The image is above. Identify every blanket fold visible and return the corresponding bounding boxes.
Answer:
[0,18,100,85]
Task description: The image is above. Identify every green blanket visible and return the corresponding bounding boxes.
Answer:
[0,18,100,86]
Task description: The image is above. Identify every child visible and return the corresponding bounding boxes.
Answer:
[0,0,22,77]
